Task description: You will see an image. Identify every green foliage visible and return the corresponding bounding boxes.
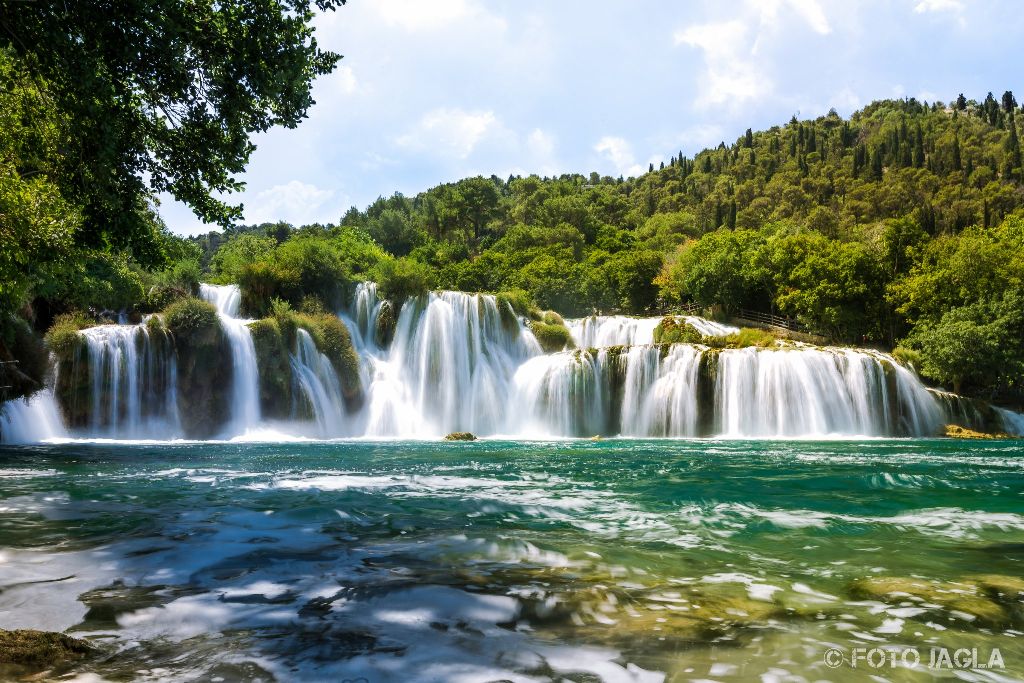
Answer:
[44,312,92,360]
[905,293,1024,395]
[163,298,219,339]
[715,328,779,349]
[529,317,574,353]
[496,289,537,319]
[370,257,435,306]
[1,0,342,239]
[652,317,705,345]
[210,234,277,282]
[248,317,292,418]
[239,227,388,316]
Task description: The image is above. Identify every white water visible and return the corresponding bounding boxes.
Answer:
[4,283,1012,442]
[290,329,348,437]
[346,288,541,437]
[78,324,180,438]
[996,407,1024,435]
[0,388,67,443]
[199,284,261,435]
[567,314,737,348]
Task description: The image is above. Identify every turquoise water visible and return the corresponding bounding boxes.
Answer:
[0,439,1022,681]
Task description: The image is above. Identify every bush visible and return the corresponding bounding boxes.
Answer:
[652,316,705,345]
[496,289,537,318]
[892,345,923,369]
[164,298,219,339]
[705,327,778,349]
[529,318,574,353]
[44,312,92,360]
[370,256,434,306]
[248,317,292,418]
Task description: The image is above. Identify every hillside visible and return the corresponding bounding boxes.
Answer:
[193,92,1024,404]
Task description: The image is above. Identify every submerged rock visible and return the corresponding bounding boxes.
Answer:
[444,432,477,441]
[849,575,1024,628]
[0,629,93,676]
[944,423,1012,439]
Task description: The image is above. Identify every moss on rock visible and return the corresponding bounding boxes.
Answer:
[529,314,575,353]
[444,432,477,441]
[652,316,704,345]
[0,628,93,676]
[248,317,292,419]
[164,298,232,438]
[849,575,1024,629]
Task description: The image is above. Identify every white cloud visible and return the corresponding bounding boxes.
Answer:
[246,180,337,225]
[767,0,831,34]
[527,128,555,158]
[594,136,646,177]
[395,108,500,159]
[371,0,505,32]
[675,0,833,109]
[914,0,965,13]
[829,87,862,112]
[674,21,770,108]
[334,65,357,95]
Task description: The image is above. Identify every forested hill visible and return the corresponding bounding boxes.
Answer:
[195,92,1024,404]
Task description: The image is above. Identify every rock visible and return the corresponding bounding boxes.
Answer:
[444,432,477,441]
[0,629,93,675]
[849,575,1023,628]
[944,424,1008,439]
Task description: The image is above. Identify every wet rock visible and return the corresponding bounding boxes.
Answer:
[0,629,93,676]
[444,432,477,441]
[849,575,1024,628]
[944,424,1011,439]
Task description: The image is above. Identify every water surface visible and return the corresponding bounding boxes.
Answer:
[0,439,1022,681]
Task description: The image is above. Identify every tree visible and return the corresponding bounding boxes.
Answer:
[0,0,344,258]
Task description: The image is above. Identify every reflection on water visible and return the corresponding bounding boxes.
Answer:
[0,439,1022,681]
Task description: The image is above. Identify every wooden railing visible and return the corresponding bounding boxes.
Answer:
[734,308,808,332]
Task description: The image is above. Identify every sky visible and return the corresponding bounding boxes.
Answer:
[161,0,1023,235]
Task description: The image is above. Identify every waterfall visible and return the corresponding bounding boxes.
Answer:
[996,407,1024,435]
[714,348,941,437]
[567,315,738,348]
[5,280,1006,442]
[199,284,261,435]
[290,329,347,437]
[0,388,67,444]
[345,290,540,437]
[76,323,180,438]
[621,345,703,437]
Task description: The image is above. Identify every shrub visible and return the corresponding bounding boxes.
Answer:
[164,298,219,340]
[530,319,574,353]
[652,316,705,345]
[892,345,923,369]
[704,327,778,349]
[496,289,537,318]
[44,312,92,360]
[371,256,434,306]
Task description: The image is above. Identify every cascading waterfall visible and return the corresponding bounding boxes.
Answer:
[199,284,261,435]
[996,407,1024,435]
[352,290,541,437]
[8,282,1024,442]
[78,324,180,438]
[290,329,348,437]
[567,314,738,348]
[0,388,67,444]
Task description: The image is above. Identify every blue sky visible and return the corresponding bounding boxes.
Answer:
[161,0,1022,235]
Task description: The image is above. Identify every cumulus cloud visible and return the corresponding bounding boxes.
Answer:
[246,180,338,225]
[674,0,831,108]
[371,0,505,32]
[914,0,965,13]
[395,108,501,159]
[594,136,648,177]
